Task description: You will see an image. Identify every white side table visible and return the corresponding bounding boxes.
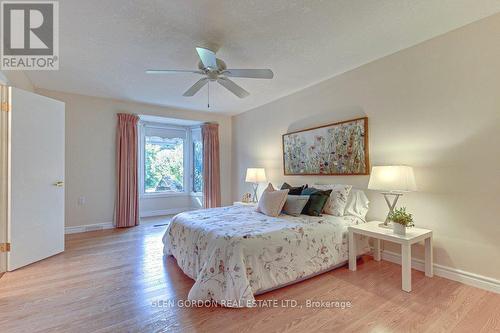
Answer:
[233,201,257,207]
[348,221,433,292]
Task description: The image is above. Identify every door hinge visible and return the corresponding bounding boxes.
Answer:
[1,102,10,112]
[0,243,10,252]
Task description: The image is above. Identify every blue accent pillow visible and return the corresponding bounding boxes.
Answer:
[301,187,319,196]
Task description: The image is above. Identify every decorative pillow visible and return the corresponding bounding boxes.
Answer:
[314,184,352,216]
[282,195,309,217]
[280,182,308,195]
[344,189,370,221]
[256,183,289,217]
[301,187,319,196]
[262,183,274,192]
[301,190,332,216]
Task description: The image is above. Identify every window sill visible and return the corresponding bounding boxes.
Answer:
[141,192,190,199]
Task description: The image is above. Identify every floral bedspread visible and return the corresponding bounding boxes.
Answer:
[162,205,368,307]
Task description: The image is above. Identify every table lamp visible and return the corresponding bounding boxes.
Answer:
[368,166,416,227]
[245,168,267,202]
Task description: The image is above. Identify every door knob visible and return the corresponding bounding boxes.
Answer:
[53,181,64,187]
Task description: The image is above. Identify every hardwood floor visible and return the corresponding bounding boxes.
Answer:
[1,216,499,333]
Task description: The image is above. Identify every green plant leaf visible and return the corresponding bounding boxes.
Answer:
[388,207,414,227]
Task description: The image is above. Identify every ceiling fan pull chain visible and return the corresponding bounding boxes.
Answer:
[207,81,210,109]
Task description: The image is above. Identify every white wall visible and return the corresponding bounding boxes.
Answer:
[0,71,35,92]
[36,89,232,227]
[139,195,195,217]
[232,14,500,280]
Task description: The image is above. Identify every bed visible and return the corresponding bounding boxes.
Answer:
[162,204,369,307]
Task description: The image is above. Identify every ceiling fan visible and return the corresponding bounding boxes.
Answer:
[146,47,274,99]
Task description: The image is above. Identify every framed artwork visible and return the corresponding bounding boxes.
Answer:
[282,117,369,175]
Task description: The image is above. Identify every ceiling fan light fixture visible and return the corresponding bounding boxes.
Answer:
[146,46,274,99]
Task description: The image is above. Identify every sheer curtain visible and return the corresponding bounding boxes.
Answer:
[115,113,139,227]
[201,123,221,208]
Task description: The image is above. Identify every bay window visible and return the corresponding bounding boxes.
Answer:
[191,127,203,194]
[139,122,202,197]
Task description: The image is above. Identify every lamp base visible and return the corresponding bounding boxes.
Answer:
[378,222,393,229]
[382,192,403,225]
[252,183,258,203]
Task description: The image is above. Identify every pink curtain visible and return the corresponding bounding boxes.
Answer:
[115,113,139,228]
[202,123,221,208]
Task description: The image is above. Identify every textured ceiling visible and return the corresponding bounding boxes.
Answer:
[26,0,500,114]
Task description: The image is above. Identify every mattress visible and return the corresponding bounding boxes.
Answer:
[162,205,369,307]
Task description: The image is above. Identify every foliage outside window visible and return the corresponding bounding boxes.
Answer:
[145,136,184,193]
[141,123,203,196]
[193,139,203,193]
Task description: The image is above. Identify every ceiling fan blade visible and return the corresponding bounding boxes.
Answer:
[146,69,203,74]
[217,77,249,98]
[196,47,217,69]
[223,69,274,79]
[183,78,209,97]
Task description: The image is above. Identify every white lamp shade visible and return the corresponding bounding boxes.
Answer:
[368,166,417,192]
[245,168,267,183]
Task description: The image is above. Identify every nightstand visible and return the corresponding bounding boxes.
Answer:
[233,201,257,206]
[348,221,433,292]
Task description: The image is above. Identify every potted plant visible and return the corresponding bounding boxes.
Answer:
[388,207,414,236]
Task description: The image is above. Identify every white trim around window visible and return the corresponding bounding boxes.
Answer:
[138,121,202,199]
[189,126,203,196]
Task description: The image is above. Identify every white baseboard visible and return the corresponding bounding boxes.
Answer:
[65,222,114,234]
[64,207,194,235]
[139,207,194,218]
[381,250,500,294]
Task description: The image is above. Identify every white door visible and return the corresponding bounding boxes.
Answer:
[7,87,65,271]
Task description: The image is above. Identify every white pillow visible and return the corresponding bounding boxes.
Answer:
[344,189,370,221]
[256,183,289,217]
[313,184,352,216]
